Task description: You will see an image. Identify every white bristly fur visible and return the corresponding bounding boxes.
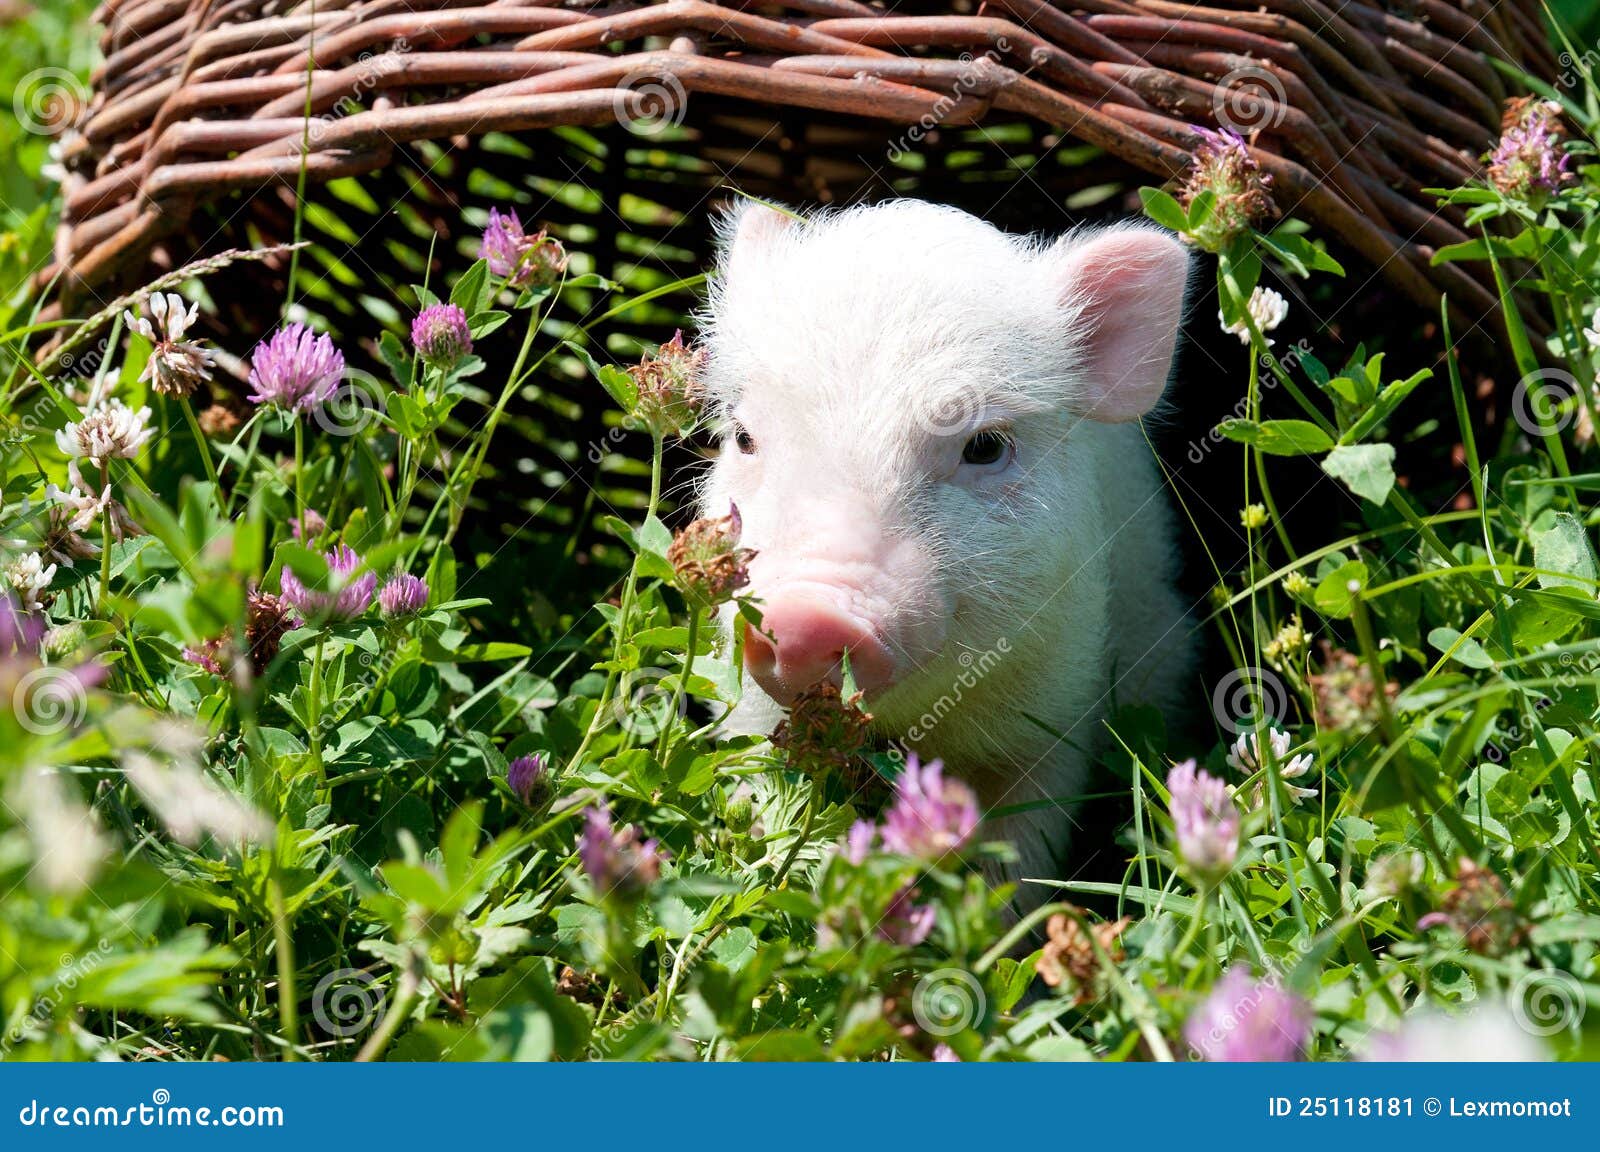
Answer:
[696,199,1193,890]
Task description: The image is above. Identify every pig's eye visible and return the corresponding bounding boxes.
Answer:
[961,429,1013,468]
[733,422,757,455]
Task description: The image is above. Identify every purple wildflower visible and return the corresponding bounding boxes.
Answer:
[1179,126,1278,251]
[877,884,936,946]
[378,572,429,618]
[627,330,708,438]
[246,323,346,414]
[1488,99,1571,203]
[879,756,981,861]
[0,593,45,657]
[842,819,875,865]
[478,208,568,291]
[279,544,375,622]
[182,639,228,678]
[290,507,326,542]
[1184,967,1312,1062]
[411,303,473,369]
[931,1044,960,1062]
[507,755,550,808]
[578,805,664,900]
[668,503,755,607]
[1167,759,1240,881]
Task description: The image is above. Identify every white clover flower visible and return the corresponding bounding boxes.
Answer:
[1366,848,1425,899]
[1226,726,1317,805]
[1262,617,1307,666]
[39,130,81,186]
[1358,1005,1550,1063]
[54,397,154,465]
[41,459,141,567]
[6,551,58,611]
[125,292,215,397]
[1220,286,1289,346]
[122,752,273,846]
[12,769,111,895]
[46,458,110,534]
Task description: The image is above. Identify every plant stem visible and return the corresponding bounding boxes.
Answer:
[178,395,222,498]
[308,638,325,779]
[292,417,306,535]
[355,952,422,1063]
[269,865,299,1060]
[655,607,698,764]
[98,462,113,607]
[569,432,665,769]
[442,290,550,546]
[284,0,317,311]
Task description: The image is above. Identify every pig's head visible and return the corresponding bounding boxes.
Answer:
[697,200,1188,726]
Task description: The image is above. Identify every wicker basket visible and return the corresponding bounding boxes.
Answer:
[51,0,1554,317]
[40,0,1558,550]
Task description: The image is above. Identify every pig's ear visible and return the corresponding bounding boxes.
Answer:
[1051,227,1190,423]
[716,199,797,272]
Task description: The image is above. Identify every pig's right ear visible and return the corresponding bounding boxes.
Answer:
[1051,227,1190,423]
[716,199,797,274]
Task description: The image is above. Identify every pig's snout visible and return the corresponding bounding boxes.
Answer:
[743,593,896,701]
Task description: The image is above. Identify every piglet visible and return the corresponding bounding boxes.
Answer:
[697,200,1193,884]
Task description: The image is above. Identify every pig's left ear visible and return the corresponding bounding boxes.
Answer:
[1050,227,1190,423]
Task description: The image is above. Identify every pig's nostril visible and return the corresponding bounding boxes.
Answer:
[743,622,778,674]
[742,595,896,700]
